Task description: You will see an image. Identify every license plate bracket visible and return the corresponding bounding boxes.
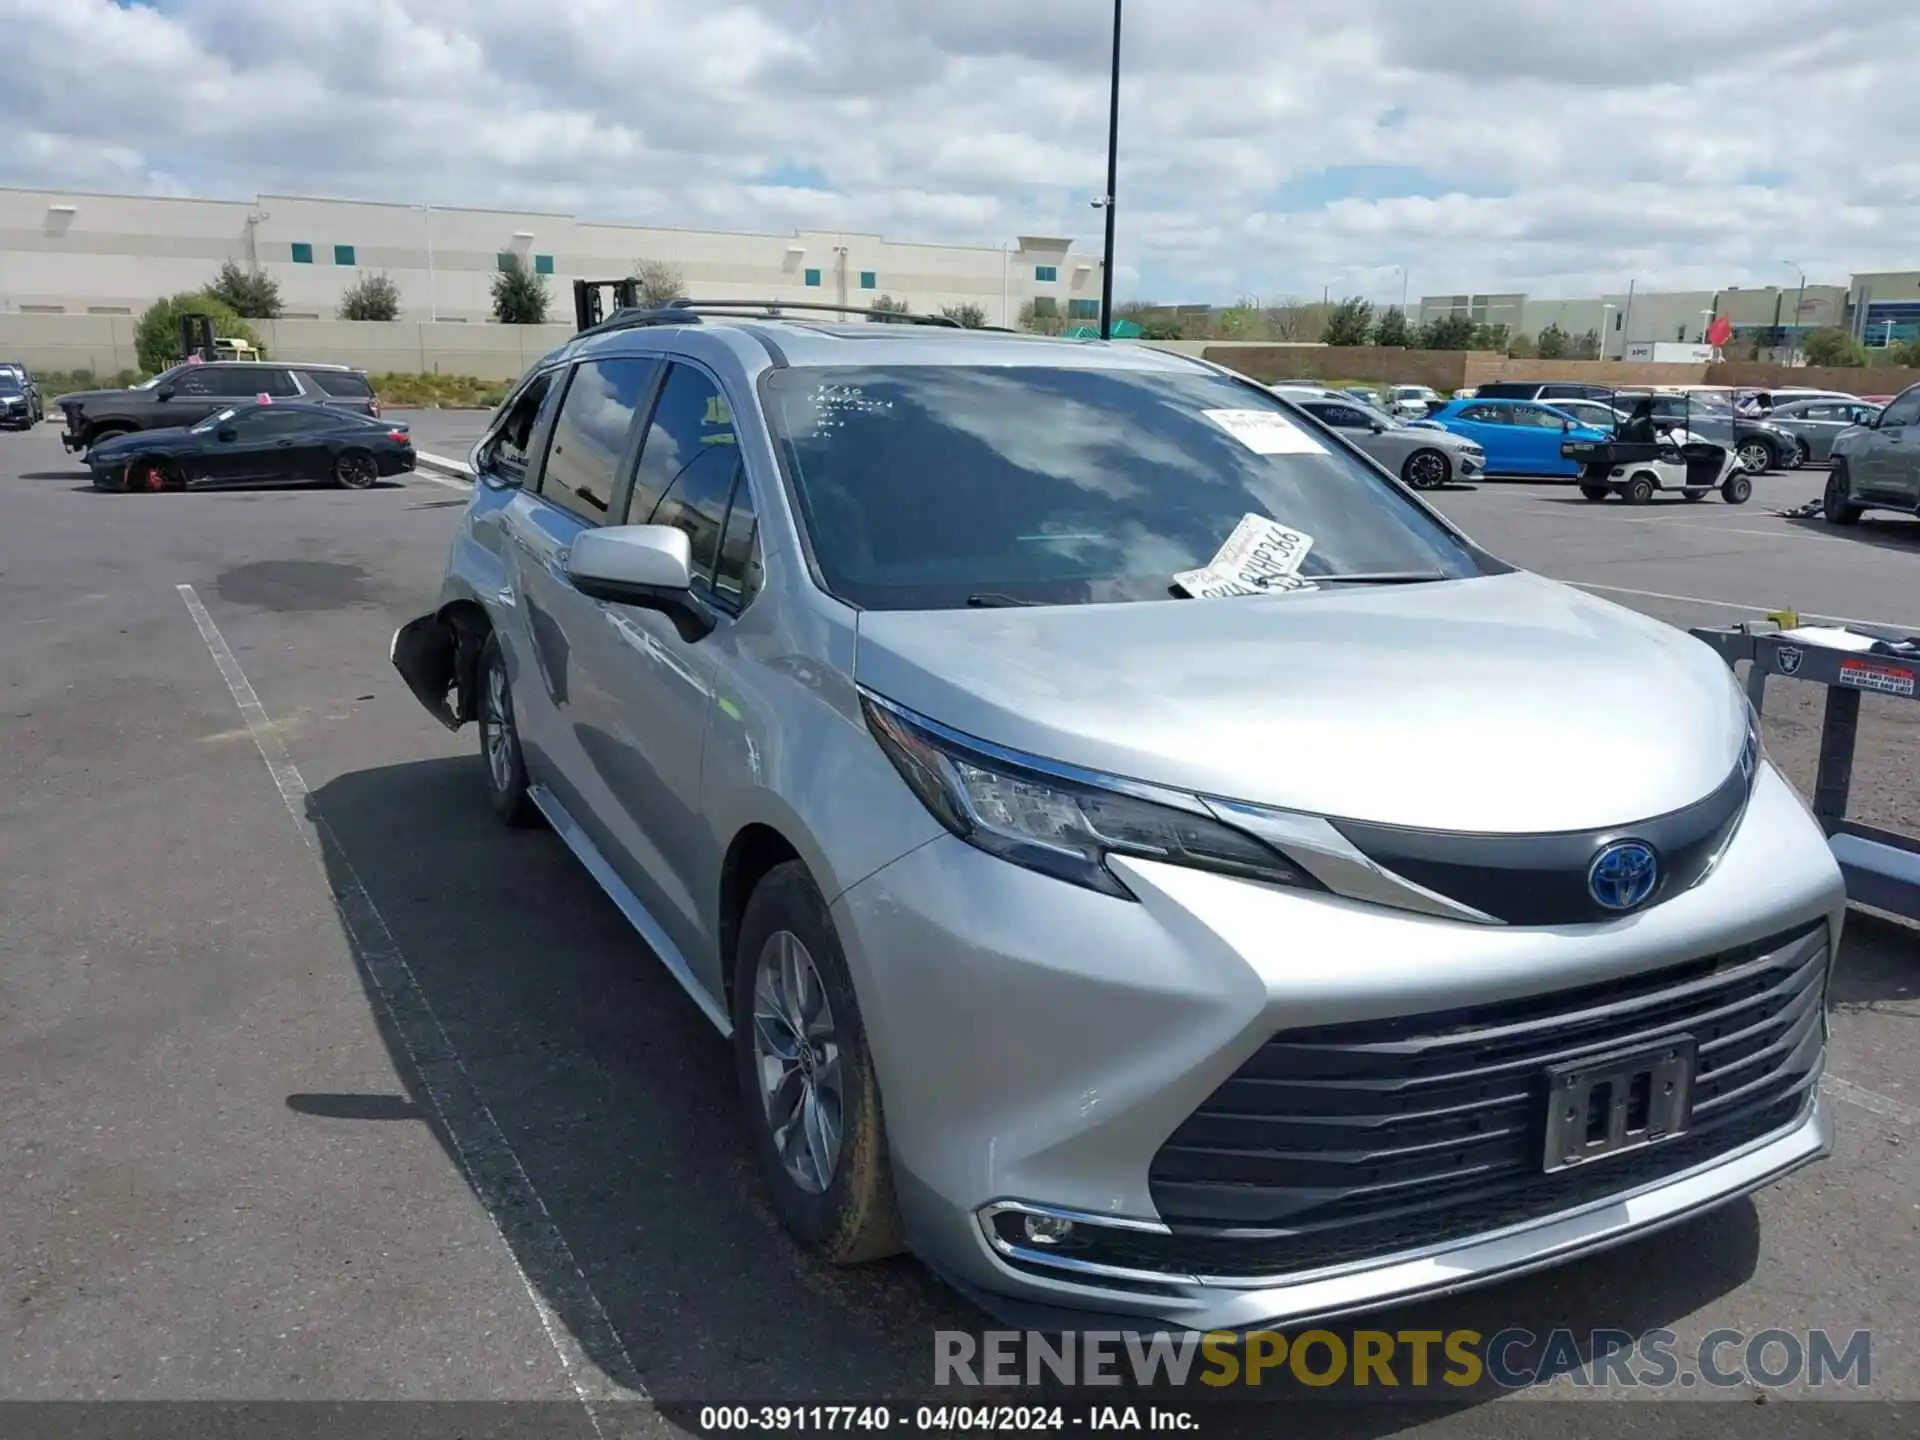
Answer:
[1543,1036,1696,1173]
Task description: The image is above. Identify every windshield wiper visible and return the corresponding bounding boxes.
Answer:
[966,592,1043,608]
[1306,571,1451,585]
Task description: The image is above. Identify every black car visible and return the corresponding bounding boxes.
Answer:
[0,368,37,429]
[57,360,380,456]
[0,366,36,428]
[1471,381,1620,404]
[86,399,414,492]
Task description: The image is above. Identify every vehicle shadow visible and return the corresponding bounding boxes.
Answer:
[1783,515,1920,554]
[1828,909,1920,1010]
[304,755,1770,1425]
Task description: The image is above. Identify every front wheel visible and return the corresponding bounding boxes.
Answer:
[1401,448,1451,491]
[477,632,539,827]
[1579,484,1611,502]
[1736,439,1775,474]
[733,861,904,1266]
[1823,466,1863,525]
[126,457,172,493]
[1623,472,1656,505]
[1722,472,1754,505]
[334,450,378,489]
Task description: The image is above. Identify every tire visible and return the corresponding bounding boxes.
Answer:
[333,449,378,490]
[1823,466,1863,525]
[84,425,133,457]
[1401,448,1451,491]
[1722,472,1754,505]
[732,860,904,1266]
[1791,439,1811,469]
[1736,439,1775,474]
[1623,472,1656,505]
[1579,484,1611,502]
[476,632,539,827]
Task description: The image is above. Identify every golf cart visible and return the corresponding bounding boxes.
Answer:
[1560,390,1750,505]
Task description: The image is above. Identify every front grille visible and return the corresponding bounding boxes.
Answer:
[1131,925,1826,1278]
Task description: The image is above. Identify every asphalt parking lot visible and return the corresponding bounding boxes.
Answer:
[0,415,1913,1436]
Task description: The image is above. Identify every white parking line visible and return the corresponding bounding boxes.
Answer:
[174,583,644,1423]
[412,469,472,491]
[1822,1075,1919,1128]
[1564,580,1920,634]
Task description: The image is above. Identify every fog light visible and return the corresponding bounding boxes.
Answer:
[1022,1214,1075,1246]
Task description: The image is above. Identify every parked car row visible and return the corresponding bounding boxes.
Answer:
[1,361,45,427]
[85,396,415,492]
[1270,386,1485,488]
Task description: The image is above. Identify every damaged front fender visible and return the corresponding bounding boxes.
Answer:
[391,610,482,731]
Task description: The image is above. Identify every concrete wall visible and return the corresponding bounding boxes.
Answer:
[1,185,1101,330]
[0,312,576,379]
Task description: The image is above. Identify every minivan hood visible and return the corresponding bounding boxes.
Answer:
[853,571,1747,833]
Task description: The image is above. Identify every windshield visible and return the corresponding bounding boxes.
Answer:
[763,365,1493,610]
[0,376,21,394]
[190,407,239,433]
[135,365,185,390]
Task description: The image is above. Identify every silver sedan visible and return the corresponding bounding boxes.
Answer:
[1768,398,1882,464]
[1275,386,1485,488]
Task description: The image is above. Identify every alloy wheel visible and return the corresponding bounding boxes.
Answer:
[1737,441,1772,473]
[338,453,377,489]
[1406,451,1448,490]
[483,658,518,794]
[751,930,844,1195]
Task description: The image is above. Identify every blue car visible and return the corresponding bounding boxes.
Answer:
[1421,398,1613,477]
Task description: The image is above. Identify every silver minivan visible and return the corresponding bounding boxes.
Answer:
[393,308,1841,1332]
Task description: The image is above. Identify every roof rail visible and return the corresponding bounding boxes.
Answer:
[576,297,965,338]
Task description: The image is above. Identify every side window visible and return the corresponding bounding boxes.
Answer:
[1322,405,1371,429]
[1458,404,1503,423]
[174,368,213,396]
[538,357,657,521]
[259,369,302,397]
[712,477,763,612]
[480,371,557,483]
[624,362,738,526]
[308,370,373,399]
[649,453,741,590]
[1879,389,1920,429]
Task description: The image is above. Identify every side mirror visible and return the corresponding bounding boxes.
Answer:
[565,525,715,641]
[1561,419,1572,432]
[216,426,237,442]
[155,384,176,400]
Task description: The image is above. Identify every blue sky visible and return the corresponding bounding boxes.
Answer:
[5,0,1917,306]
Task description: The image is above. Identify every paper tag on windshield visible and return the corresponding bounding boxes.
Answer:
[1173,514,1318,598]
[1203,408,1327,455]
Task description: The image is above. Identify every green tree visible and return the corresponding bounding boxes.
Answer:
[490,254,550,325]
[939,302,988,328]
[1536,323,1569,359]
[339,271,401,321]
[208,259,283,319]
[1507,332,1537,359]
[630,259,684,306]
[1889,337,1920,367]
[1472,322,1510,352]
[1210,301,1261,339]
[1322,297,1374,346]
[133,292,260,374]
[1418,313,1477,350]
[1804,328,1867,367]
[1017,298,1064,335]
[868,294,911,322]
[1573,328,1601,360]
[1372,306,1411,347]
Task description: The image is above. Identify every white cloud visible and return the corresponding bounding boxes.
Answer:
[1,0,1915,304]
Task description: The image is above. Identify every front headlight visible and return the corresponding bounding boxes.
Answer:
[860,692,1321,900]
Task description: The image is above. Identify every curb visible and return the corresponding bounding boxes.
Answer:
[416,450,474,480]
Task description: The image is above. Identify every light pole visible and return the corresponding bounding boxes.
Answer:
[1700,308,1715,346]
[1599,303,1614,360]
[1095,0,1121,340]
[1781,260,1806,364]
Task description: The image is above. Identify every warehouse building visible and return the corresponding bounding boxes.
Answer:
[1420,282,1858,358]
[0,185,1103,328]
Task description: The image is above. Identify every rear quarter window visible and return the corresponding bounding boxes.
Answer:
[307,371,374,399]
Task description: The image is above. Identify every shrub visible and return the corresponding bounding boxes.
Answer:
[208,260,283,319]
[133,293,260,375]
[940,302,988,329]
[1322,297,1374,346]
[340,271,402,321]
[1804,328,1868,367]
[630,260,685,307]
[1372,306,1410,347]
[490,254,550,325]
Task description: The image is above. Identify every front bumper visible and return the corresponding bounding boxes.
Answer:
[831,761,1843,1331]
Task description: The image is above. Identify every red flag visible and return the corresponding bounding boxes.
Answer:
[1706,315,1733,347]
